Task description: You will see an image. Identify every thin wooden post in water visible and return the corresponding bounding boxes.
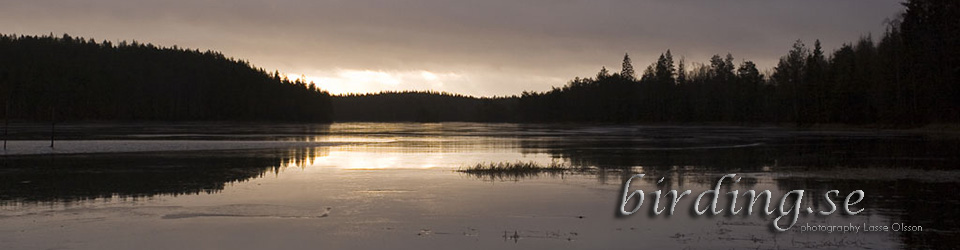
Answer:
[50,106,55,148]
[3,103,7,150]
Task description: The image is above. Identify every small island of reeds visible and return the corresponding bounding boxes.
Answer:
[457,161,571,180]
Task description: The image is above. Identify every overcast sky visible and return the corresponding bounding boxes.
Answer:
[4,0,904,96]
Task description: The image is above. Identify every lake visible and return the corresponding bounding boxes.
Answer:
[0,123,957,249]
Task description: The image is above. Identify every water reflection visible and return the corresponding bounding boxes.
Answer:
[0,147,329,204]
[511,129,960,249]
[0,123,957,249]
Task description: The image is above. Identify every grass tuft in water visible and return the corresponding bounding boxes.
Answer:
[458,161,568,174]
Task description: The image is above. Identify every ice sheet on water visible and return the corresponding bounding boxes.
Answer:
[159,204,332,219]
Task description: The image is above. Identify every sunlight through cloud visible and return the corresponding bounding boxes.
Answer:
[286,69,464,95]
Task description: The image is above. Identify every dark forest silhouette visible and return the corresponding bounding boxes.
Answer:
[333,91,517,122]
[521,0,958,126]
[336,0,958,126]
[0,0,955,126]
[0,34,332,122]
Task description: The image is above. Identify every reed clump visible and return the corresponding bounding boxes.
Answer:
[458,161,568,175]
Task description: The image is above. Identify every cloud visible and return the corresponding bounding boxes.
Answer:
[288,68,561,97]
[1,0,904,96]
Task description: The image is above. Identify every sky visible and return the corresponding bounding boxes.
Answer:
[3,0,904,97]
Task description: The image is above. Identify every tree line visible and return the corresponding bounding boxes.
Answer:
[0,34,332,122]
[333,91,517,122]
[520,0,958,126]
[335,0,957,126]
[1,0,954,126]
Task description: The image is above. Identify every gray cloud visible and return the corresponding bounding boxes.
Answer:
[2,0,904,96]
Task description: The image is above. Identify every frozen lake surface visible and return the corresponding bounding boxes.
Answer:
[0,123,957,249]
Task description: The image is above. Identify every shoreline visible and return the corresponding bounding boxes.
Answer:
[0,140,349,156]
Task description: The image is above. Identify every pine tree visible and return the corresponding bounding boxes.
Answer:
[773,39,809,126]
[677,57,687,85]
[621,53,635,81]
[597,66,611,80]
[654,51,676,85]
